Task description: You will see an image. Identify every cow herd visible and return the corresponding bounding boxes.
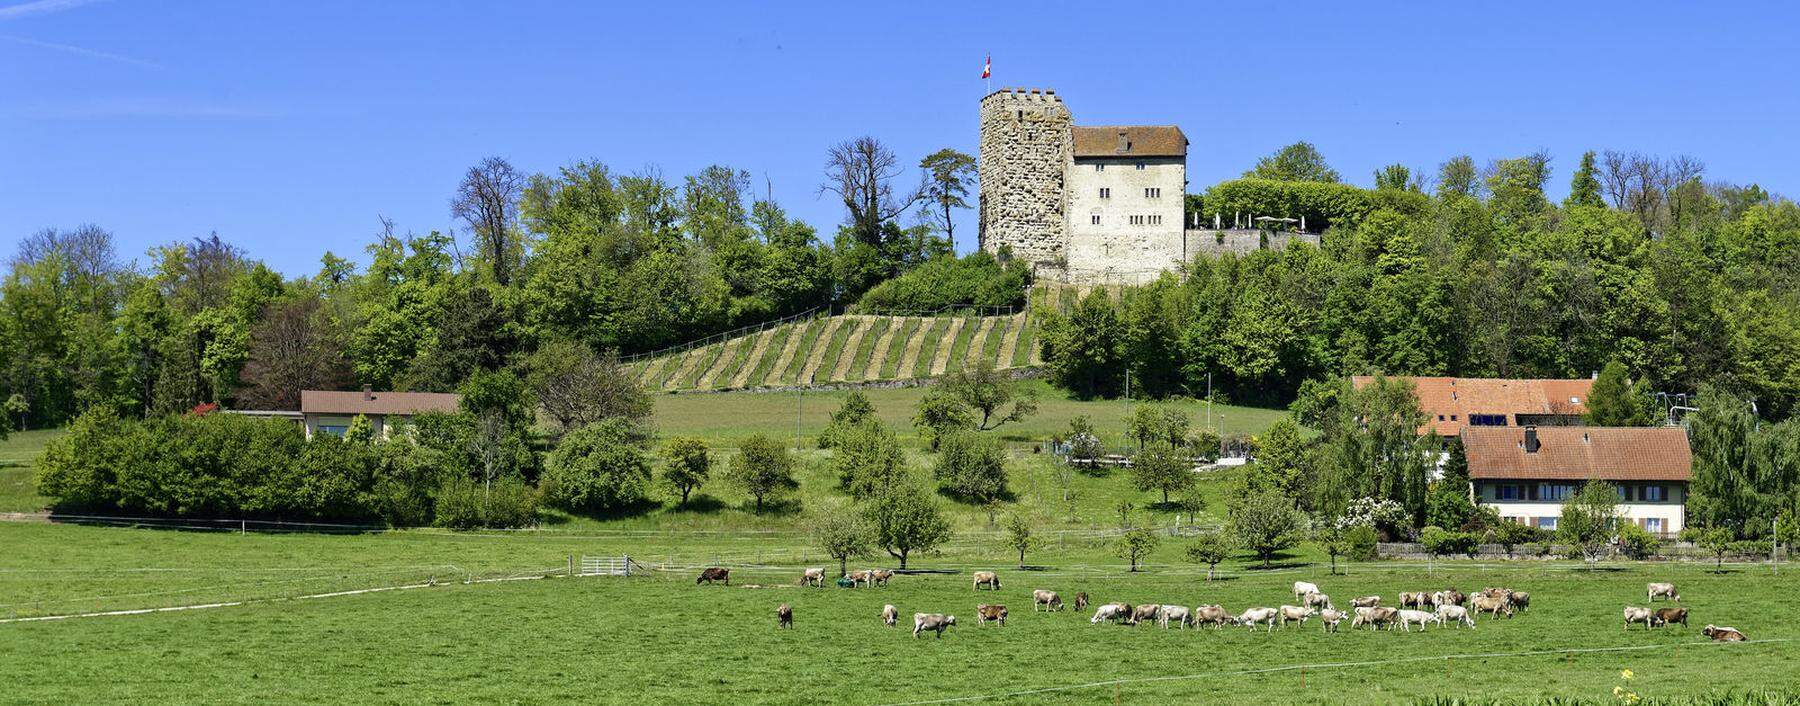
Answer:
[690,567,1749,644]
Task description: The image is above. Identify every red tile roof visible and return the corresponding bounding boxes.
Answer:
[1072,126,1187,158]
[300,390,462,417]
[1350,376,1593,436]
[1461,426,1692,482]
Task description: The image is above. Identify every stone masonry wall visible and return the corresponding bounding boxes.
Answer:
[979,89,1071,276]
[1181,229,1322,256]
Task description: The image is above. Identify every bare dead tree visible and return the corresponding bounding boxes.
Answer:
[451,157,525,286]
[526,340,652,435]
[237,297,351,410]
[821,136,925,246]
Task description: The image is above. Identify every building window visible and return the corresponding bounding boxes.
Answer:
[1095,164,1105,172]
[1129,215,1142,226]
[1539,483,1574,502]
[1099,188,1110,199]
[1090,215,1101,225]
[1438,414,1445,421]
[316,425,348,437]
[1618,486,1631,501]
[1495,484,1523,501]
[1144,187,1161,198]
[1536,516,1558,530]
[1135,162,1145,170]
[1469,413,1507,426]
[1644,517,1664,534]
[1642,485,1665,501]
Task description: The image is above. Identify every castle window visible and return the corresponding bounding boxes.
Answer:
[1135,162,1146,170]
[1151,215,1162,225]
[1090,215,1101,225]
[1095,164,1105,172]
[1144,187,1161,198]
[1099,188,1110,199]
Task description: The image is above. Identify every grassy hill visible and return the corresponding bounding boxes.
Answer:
[626,283,1128,393]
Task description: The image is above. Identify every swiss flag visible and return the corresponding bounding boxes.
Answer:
[982,55,991,79]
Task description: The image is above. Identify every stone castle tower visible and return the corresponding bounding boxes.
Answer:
[978,89,1072,276]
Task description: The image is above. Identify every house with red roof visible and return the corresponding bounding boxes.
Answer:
[1461,425,1692,537]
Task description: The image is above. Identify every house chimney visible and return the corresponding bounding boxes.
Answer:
[362,384,373,401]
[1524,426,1539,453]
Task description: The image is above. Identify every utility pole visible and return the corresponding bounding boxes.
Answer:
[794,374,812,451]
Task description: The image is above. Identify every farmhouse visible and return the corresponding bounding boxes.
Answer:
[299,387,461,440]
[1462,425,1691,537]
[1352,376,1594,438]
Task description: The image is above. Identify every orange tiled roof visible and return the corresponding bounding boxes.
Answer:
[1350,376,1593,436]
[1461,426,1692,482]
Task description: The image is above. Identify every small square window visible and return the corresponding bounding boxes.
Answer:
[1099,188,1110,199]
[1095,164,1105,172]
[1135,162,1146,170]
[1090,215,1101,225]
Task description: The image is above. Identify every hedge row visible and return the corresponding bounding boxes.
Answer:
[1187,179,1433,233]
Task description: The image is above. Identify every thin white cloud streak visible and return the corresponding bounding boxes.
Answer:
[0,0,103,21]
[2,34,159,68]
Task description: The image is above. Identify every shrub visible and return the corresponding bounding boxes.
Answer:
[433,475,539,529]
[659,436,711,506]
[1420,526,1480,559]
[933,431,1008,503]
[1425,483,1476,531]
[1491,520,1542,558]
[1616,522,1663,559]
[729,434,798,512]
[854,250,1029,312]
[1201,178,1375,232]
[817,391,878,450]
[913,388,975,450]
[833,424,908,498]
[541,419,653,514]
[1347,524,1380,561]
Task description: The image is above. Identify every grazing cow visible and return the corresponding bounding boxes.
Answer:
[696,567,730,585]
[881,604,898,626]
[1237,607,1279,632]
[1193,604,1230,629]
[776,603,793,629]
[1397,609,1440,632]
[799,568,825,587]
[870,570,895,587]
[1074,592,1090,612]
[1470,592,1514,619]
[1091,603,1132,625]
[1132,603,1162,626]
[1433,589,1467,607]
[976,604,1008,627]
[1294,581,1322,600]
[1623,606,1656,630]
[1435,605,1476,629]
[1653,607,1689,628]
[972,571,1001,590]
[1702,624,1746,642]
[1278,605,1315,628]
[1647,582,1681,602]
[1399,591,1431,608]
[1508,591,1530,611]
[1157,605,1193,629]
[913,613,957,639]
[1350,596,1382,608]
[1353,606,1398,630]
[1034,590,1063,612]
[1318,609,1345,632]
[1303,592,1334,610]
[847,570,872,587]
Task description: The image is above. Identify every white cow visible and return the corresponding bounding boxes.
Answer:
[1623,606,1656,630]
[1647,582,1681,602]
[1237,607,1279,632]
[1293,581,1322,601]
[1157,604,1193,629]
[881,604,898,626]
[1318,609,1346,632]
[1435,604,1475,628]
[1277,605,1315,628]
[1091,603,1132,625]
[1302,592,1334,610]
[1397,609,1440,632]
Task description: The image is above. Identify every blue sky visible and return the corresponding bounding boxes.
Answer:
[3,0,1797,277]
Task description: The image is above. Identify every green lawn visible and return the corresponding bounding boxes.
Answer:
[0,429,59,513]
[1,521,1794,704]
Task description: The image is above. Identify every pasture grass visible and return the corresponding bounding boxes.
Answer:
[1,520,1794,704]
[0,429,58,513]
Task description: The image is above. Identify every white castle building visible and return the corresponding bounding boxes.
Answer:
[977,88,1188,284]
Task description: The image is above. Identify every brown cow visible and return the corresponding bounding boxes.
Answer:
[847,570,872,587]
[1074,592,1090,612]
[1399,591,1431,608]
[696,567,730,585]
[972,571,1001,590]
[976,604,1008,626]
[1654,607,1689,628]
[870,569,895,587]
[776,603,793,629]
[1033,589,1063,612]
[1193,604,1230,628]
[1131,603,1161,626]
[1350,596,1382,608]
[1702,624,1746,642]
[798,568,825,587]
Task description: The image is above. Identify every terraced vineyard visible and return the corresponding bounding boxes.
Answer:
[629,285,1101,392]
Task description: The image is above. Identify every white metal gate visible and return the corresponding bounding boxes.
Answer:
[578,555,646,577]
